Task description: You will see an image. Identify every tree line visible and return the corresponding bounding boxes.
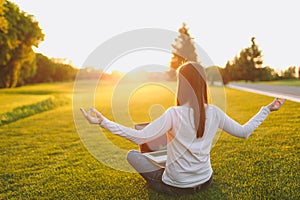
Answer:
[220,37,299,84]
[1,2,299,89]
[170,23,299,84]
[0,1,77,88]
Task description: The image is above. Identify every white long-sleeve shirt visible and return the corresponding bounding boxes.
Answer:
[100,105,270,188]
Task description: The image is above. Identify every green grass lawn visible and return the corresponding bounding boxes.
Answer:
[0,81,74,115]
[0,81,299,199]
[259,80,300,86]
[0,94,52,114]
[233,79,300,87]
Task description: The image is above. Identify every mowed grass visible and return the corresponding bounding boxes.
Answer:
[0,94,51,114]
[0,81,299,199]
[259,79,300,86]
[0,81,74,114]
[249,80,300,87]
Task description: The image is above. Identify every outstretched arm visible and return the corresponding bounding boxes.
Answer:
[80,107,172,145]
[217,98,285,138]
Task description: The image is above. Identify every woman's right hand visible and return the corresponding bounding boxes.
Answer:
[80,107,104,124]
[266,98,286,111]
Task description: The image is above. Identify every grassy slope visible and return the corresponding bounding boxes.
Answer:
[0,82,74,114]
[233,80,300,87]
[0,82,299,199]
[0,94,51,114]
[259,80,300,86]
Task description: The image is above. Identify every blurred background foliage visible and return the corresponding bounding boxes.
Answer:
[0,1,299,89]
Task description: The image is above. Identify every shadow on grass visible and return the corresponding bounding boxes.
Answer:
[147,180,228,200]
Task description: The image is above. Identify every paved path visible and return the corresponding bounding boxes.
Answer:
[227,83,300,103]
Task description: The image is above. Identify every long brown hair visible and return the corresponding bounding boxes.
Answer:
[176,62,208,138]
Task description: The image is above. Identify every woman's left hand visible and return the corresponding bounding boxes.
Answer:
[266,98,286,112]
[80,107,103,124]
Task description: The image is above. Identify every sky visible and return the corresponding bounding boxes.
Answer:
[12,0,300,73]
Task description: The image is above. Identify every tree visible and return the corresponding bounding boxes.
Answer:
[17,49,36,86]
[0,0,8,33]
[225,58,243,81]
[239,37,263,81]
[218,67,230,85]
[30,53,77,83]
[206,66,223,85]
[169,23,198,71]
[52,63,77,82]
[0,1,44,88]
[31,53,55,83]
[225,37,263,82]
[255,66,278,81]
[282,66,296,79]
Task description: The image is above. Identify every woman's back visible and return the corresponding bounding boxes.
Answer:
[153,103,271,188]
[163,105,219,188]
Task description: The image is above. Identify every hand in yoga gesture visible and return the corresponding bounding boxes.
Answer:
[266,98,286,111]
[80,107,103,124]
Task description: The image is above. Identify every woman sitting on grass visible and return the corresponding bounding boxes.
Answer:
[80,62,285,196]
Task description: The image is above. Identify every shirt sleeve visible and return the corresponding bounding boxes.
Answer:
[99,108,173,145]
[216,106,270,138]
